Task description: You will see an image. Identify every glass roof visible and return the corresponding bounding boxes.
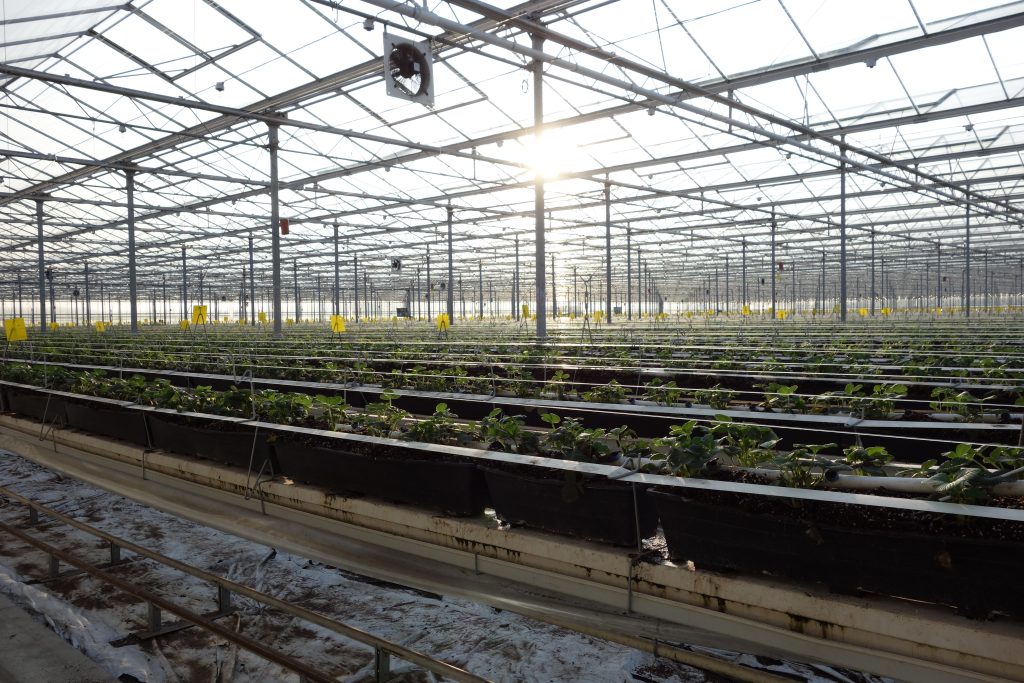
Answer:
[2,0,1024,305]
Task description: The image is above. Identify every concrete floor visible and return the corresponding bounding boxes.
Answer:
[0,594,112,683]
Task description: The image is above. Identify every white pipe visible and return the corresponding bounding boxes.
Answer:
[740,467,1024,497]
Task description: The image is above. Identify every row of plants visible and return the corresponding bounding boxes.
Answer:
[12,347,1020,425]
[3,362,1022,504]
[9,322,1024,388]
[3,361,1023,619]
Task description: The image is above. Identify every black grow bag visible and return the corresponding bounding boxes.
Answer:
[3,386,66,425]
[484,467,658,547]
[147,413,278,474]
[274,438,487,516]
[651,489,1024,617]
[65,401,149,446]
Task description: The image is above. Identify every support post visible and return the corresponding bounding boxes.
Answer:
[292,260,300,322]
[605,180,612,323]
[636,247,642,317]
[446,203,455,324]
[626,227,632,320]
[770,210,777,320]
[724,255,730,315]
[514,237,520,319]
[269,123,283,336]
[36,199,46,332]
[426,245,431,319]
[839,137,848,322]
[965,187,971,317]
[478,260,483,319]
[353,255,360,321]
[741,238,747,310]
[248,234,256,325]
[533,32,547,337]
[84,262,91,326]
[551,252,557,319]
[936,239,941,310]
[333,223,340,317]
[870,229,876,315]
[181,246,187,321]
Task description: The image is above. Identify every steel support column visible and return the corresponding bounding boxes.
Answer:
[83,262,90,326]
[839,139,848,322]
[626,227,632,320]
[181,247,187,321]
[514,237,520,319]
[636,247,642,317]
[870,230,876,316]
[35,199,46,332]
[770,211,777,320]
[248,234,256,326]
[741,239,747,311]
[936,240,941,310]
[965,191,972,317]
[533,33,547,336]
[269,123,283,336]
[293,260,300,322]
[353,255,359,321]
[551,252,557,318]
[446,203,455,324]
[604,181,612,324]
[333,223,340,317]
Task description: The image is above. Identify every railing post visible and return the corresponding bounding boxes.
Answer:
[148,602,162,632]
[218,585,232,613]
[375,648,391,682]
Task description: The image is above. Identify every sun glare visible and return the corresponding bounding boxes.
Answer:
[523,132,579,179]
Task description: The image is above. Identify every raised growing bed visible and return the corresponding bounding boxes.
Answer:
[484,466,658,547]
[3,385,67,425]
[650,486,1024,618]
[274,436,488,517]
[65,400,149,446]
[146,412,279,474]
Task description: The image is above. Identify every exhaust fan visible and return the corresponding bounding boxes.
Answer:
[384,35,434,107]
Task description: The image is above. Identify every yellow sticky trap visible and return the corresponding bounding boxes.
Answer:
[881,307,892,316]
[191,305,208,325]
[685,311,693,318]
[776,310,788,320]
[858,308,868,316]
[179,320,190,330]
[436,313,450,331]
[223,316,229,323]
[4,318,27,342]
[94,321,106,333]
[521,304,530,318]
[594,311,604,322]
[741,305,751,316]
[935,307,943,314]
[258,311,268,324]
[330,315,346,333]
[286,318,294,325]
[48,322,59,332]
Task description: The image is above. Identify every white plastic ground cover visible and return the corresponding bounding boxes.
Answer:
[0,450,891,683]
[0,450,705,682]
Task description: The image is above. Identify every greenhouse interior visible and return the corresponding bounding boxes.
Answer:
[0,1,1022,682]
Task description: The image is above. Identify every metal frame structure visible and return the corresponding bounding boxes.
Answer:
[2,1,1024,329]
